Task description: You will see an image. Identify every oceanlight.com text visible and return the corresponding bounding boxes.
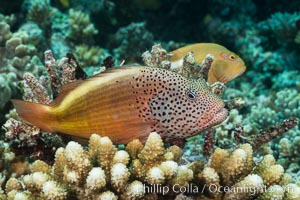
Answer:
[131,183,296,196]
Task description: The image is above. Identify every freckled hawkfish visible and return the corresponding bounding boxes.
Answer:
[170,43,246,84]
[13,67,228,143]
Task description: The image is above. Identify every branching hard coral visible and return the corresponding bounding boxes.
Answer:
[73,44,109,67]
[27,0,52,29]
[142,44,172,69]
[125,139,144,160]
[111,163,130,192]
[271,126,300,181]
[1,50,86,164]
[0,12,46,108]
[3,72,49,146]
[253,51,286,73]
[3,118,40,147]
[23,72,51,104]
[0,28,42,75]
[18,22,47,52]
[121,180,145,199]
[177,52,214,81]
[214,108,297,152]
[1,133,300,199]
[67,9,98,43]
[271,70,300,89]
[0,140,31,194]
[113,22,154,62]
[0,14,14,46]
[258,12,300,43]
[31,160,51,173]
[42,180,68,200]
[64,141,91,185]
[248,104,280,128]
[275,88,300,119]
[86,167,106,191]
[96,136,117,178]
[215,109,245,148]
[0,72,17,110]
[138,132,165,167]
[201,144,297,200]
[211,16,297,74]
[44,50,78,95]
[143,44,214,82]
[223,81,258,106]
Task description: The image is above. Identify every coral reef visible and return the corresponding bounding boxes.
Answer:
[0,19,41,75]
[66,0,115,14]
[0,1,300,200]
[113,22,154,62]
[248,104,280,129]
[67,9,98,44]
[277,131,300,171]
[215,109,245,148]
[275,89,300,119]
[0,73,17,110]
[258,12,300,44]
[1,133,300,199]
[73,44,109,68]
[27,0,52,29]
[271,70,300,90]
[142,44,214,82]
[0,12,46,109]
[1,50,88,162]
[3,0,115,93]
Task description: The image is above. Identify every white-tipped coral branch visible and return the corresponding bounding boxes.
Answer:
[1,132,300,199]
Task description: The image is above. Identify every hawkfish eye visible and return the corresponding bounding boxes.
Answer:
[186,90,197,101]
[229,55,236,60]
[220,52,237,61]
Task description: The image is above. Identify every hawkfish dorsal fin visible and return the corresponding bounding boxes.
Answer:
[50,80,83,106]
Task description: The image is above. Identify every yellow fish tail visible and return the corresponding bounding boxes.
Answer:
[11,99,55,132]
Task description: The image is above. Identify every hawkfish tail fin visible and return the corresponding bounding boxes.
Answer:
[11,99,55,132]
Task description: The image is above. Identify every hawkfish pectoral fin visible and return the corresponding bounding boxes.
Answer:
[97,121,152,144]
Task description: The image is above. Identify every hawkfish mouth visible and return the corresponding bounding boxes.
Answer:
[204,107,228,128]
[231,64,247,80]
[213,107,228,125]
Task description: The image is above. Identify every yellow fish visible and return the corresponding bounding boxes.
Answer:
[13,67,228,144]
[170,43,246,83]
